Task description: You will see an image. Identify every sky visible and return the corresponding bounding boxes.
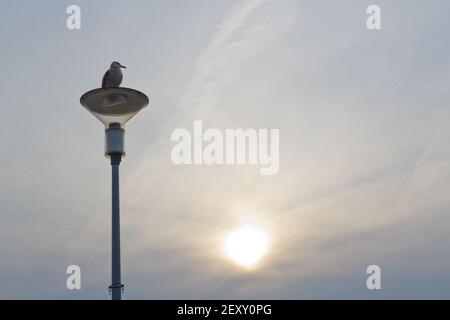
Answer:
[0,0,450,299]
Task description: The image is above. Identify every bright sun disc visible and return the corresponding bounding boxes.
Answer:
[225,224,269,267]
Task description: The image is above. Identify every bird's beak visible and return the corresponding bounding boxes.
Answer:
[120,65,127,69]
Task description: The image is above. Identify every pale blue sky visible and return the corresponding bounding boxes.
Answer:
[1,0,450,299]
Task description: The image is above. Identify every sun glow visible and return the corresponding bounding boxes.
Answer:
[224,224,269,268]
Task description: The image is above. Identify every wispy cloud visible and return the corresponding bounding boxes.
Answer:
[172,0,297,122]
[127,0,297,195]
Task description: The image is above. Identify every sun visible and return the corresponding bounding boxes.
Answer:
[224,224,269,268]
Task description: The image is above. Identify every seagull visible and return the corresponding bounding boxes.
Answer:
[102,61,126,88]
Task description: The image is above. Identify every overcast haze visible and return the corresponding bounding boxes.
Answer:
[1,0,450,299]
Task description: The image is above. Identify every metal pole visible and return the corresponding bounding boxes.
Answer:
[110,154,123,300]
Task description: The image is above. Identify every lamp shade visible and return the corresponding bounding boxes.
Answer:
[80,87,149,127]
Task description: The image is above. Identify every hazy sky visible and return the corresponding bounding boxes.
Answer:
[1,0,450,299]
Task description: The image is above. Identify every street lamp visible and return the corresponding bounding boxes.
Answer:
[80,87,149,300]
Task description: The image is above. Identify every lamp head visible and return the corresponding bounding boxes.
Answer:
[80,87,149,128]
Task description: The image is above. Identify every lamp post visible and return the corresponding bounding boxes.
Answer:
[80,87,149,300]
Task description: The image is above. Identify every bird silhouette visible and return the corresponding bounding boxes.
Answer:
[102,61,126,88]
